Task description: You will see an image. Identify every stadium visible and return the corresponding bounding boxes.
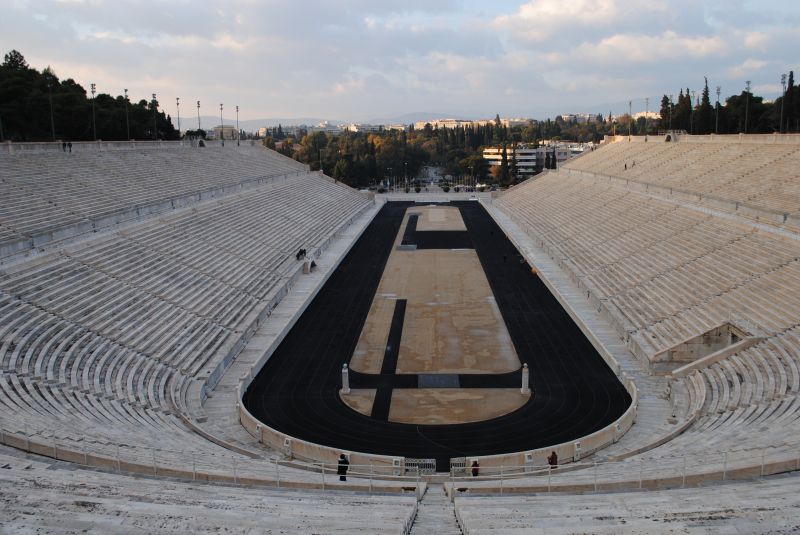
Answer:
[1,132,800,533]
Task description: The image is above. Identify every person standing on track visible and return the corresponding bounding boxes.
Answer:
[338,453,349,481]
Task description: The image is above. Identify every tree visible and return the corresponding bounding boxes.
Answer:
[500,143,509,185]
[696,78,713,134]
[510,142,519,182]
[673,89,691,132]
[659,95,672,130]
[2,49,28,70]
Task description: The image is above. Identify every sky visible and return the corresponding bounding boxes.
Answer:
[2,0,799,124]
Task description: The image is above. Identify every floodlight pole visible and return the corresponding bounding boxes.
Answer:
[744,81,751,134]
[715,86,721,134]
[176,97,181,136]
[690,90,696,135]
[236,105,240,146]
[220,103,224,146]
[90,83,97,141]
[152,93,158,140]
[197,100,201,131]
[644,97,649,141]
[124,89,130,141]
[780,74,787,134]
[628,100,632,139]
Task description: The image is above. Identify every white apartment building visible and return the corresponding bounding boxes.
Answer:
[210,125,237,140]
[482,142,593,180]
[413,117,534,130]
[309,121,343,135]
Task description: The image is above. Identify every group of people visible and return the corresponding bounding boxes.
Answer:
[61,142,73,152]
[295,248,307,260]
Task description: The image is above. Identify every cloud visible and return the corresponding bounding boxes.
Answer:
[569,31,726,65]
[1,0,799,121]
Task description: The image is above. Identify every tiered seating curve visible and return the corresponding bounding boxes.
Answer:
[475,135,800,493]
[0,145,386,492]
[563,135,800,226]
[0,144,310,258]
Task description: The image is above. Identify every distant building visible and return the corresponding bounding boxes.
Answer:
[211,125,237,140]
[413,118,474,130]
[632,111,660,120]
[309,121,342,135]
[559,113,602,124]
[482,142,593,180]
[413,117,534,130]
[344,123,383,133]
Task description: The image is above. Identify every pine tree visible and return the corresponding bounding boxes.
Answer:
[2,49,28,69]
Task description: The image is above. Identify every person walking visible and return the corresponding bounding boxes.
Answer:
[471,460,480,477]
[337,453,349,482]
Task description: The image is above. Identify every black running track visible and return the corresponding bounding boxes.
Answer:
[243,201,630,470]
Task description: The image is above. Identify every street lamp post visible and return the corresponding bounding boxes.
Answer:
[220,103,224,146]
[90,83,97,141]
[780,74,787,134]
[152,93,158,140]
[124,89,130,141]
[404,161,407,191]
[715,86,721,134]
[628,100,633,138]
[744,81,751,134]
[470,163,475,191]
[236,105,240,146]
[47,79,55,141]
[176,97,181,137]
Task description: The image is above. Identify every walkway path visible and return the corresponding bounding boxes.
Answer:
[410,485,462,535]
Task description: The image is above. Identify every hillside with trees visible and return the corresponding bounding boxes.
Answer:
[0,50,178,142]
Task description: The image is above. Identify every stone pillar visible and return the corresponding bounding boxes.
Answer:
[341,363,351,395]
[521,363,530,395]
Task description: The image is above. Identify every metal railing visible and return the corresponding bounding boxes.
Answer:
[445,447,800,498]
[0,425,423,496]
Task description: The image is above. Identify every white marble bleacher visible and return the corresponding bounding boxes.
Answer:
[0,146,403,493]
[461,137,800,494]
[563,138,800,224]
[454,473,800,534]
[0,445,418,535]
[0,145,312,257]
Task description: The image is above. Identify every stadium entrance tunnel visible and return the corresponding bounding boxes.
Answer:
[242,201,631,471]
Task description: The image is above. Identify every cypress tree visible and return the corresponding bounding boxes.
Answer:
[510,142,518,182]
[500,143,509,184]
